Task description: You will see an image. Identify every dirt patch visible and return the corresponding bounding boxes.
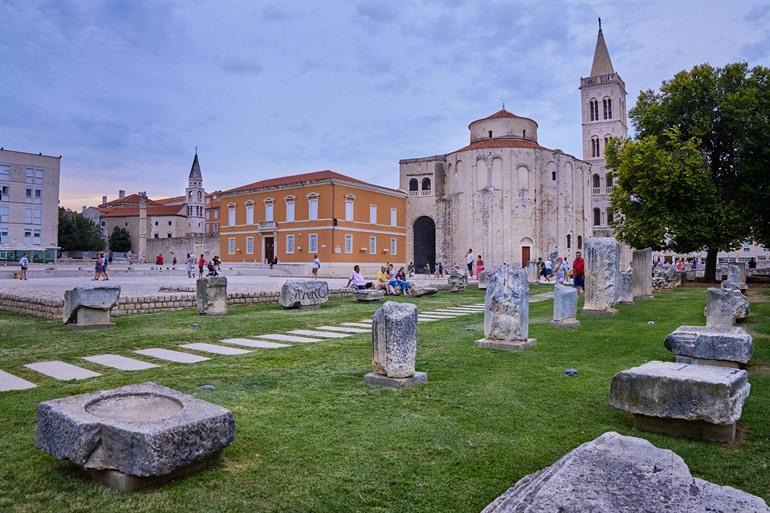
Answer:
[720,425,747,452]
[748,364,770,375]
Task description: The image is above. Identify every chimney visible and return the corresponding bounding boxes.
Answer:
[101,195,107,205]
[119,190,125,199]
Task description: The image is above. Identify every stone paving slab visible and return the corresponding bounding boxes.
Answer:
[418,317,438,322]
[82,354,159,371]
[180,343,251,355]
[340,322,373,328]
[134,348,210,363]
[287,329,350,339]
[252,333,322,344]
[315,326,370,334]
[25,361,102,381]
[0,370,37,391]
[220,338,290,349]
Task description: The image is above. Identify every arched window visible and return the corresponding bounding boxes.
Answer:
[593,207,601,226]
[606,173,613,188]
[197,191,202,201]
[552,171,556,181]
[592,174,600,188]
[421,177,431,191]
[607,98,612,119]
[522,129,526,138]
[589,99,599,121]
[591,137,600,158]
[409,178,418,191]
[577,235,583,250]
[307,193,319,220]
[607,210,614,225]
[566,234,571,249]
[488,130,493,139]
[188,191,193,199]
[285,196,296,222]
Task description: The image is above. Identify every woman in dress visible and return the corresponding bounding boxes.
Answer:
[311,255,320,278]
[92,252,103,281]
[475,255,484,278]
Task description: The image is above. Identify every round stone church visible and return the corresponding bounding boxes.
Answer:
[399,108,592,271]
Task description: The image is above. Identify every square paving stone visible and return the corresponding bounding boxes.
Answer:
[220,338,290,349]
[180,343,251,355]
[83,355,159,371]
[340,322,373,328]
[315,326,369,334]
[287,329,350,339]
[0,370,37,391]
[252,334,322,344]
[25,361,102,381]
[134,349,210,364]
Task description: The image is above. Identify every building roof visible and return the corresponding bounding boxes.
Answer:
[451,138,542,153]
[220,170,399,195]
[189,152,202,180]
[590,27,615,77]
[468,108,538,128]
[155,195,186,205]
[99,204,186,218]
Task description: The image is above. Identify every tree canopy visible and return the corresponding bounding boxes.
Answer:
[606,62,770,279]
[108,226,132,253]
[57,208,105,251]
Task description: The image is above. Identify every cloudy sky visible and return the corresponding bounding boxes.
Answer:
[2,0,768,209]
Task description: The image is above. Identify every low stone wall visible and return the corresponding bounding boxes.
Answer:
[0,288,356,320]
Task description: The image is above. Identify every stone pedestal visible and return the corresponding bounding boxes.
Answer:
[665,325,753,368]
[367,302,425,388]
[353,289,385,302]
[448,272,467,292]
[63,286,121,328]
[410,287,437,297]
[617,271,634,304]
[632,414,736,443]
[583,237,620,315]
[477,271,491,290]
[476,265,536,351]
[279,279,328,308]
[631,248,653,299]
[196,277,228,315]
[705,288,749,327]
[36,383,235,492]
[550,284,580,328]
[722,264,748,293]
[526,261,539,283]
[364,371,428,389]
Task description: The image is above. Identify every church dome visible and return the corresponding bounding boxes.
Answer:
[468,108,538,144]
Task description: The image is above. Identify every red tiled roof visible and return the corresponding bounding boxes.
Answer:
[452,138,541,153]
[221,170,396,195]
[100,194,142,207]
[155,195,185,205]
[484,108,518,120]
[99,205,185,218]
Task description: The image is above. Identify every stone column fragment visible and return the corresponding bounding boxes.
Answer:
[365,301,426,388]
[476,265,536,351]
[705,288,749,327]
[550,284,580,328]
[631,248,653,299]
[617,271,634,304]
[583,237,620,315]
[196,277,228,315]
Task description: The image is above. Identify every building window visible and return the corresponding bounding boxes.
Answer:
[34,189,41,203]
[25,188,32,203]
[488,130,492,138]
[154,233,159,238]
[0,185,8,201]
[168,221,172,226]
[592,174,600,188]
[0,164,9,181]
[0,206,8,223]
[308,195,318,220]
[606,173,614,193]
[552,171,556,181]
[577,235,582,250]
[593,208,601,226]
[286,234,295,254]
[591,137,600,158]
[390,208,397,227]
[285,197,295,222]
[214,209,219,220]
[197,191,202,202]
[567,234,571,249]
[369,204,377,224]
[24,229,32,245]
[0,227,7,244]
[607,98,612,119]
[26,167,43,185]
[167,233,172,238]
[607,210,614,225]
[228,205,236,225]
[369,236,376,254]
[308,233,318,253]
[264,200,273,222]
[409,178,418,191]
[345,196,354,221]
[344,234,353,253]
[390,238,397,256]
[522,129,526,138]
[213,223,219,233]
[228,237,235,254]
[246,203,255,225]
[246,237,254,254]
[421,177,431,191]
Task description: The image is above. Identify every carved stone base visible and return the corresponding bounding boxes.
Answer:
[364,371,427,389]
[475,338,537,352]
[550,318,581,329]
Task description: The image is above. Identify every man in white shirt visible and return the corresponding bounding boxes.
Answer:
[346,265,372,290]
[544,258,553,282]
[466,249,474,277]
[19,254,29,280]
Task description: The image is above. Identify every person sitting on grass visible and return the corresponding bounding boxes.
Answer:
[346,265,373,290]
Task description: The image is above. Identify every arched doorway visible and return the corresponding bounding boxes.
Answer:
[413,216,436,273]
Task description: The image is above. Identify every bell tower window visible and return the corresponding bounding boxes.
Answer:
[488,130,492,139]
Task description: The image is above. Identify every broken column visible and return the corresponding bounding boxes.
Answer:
[617,271,634,304]
[476,265,536,351]
[722,264,748,293]
[196,276,228,315]
[448,271,467,292]
[631,248,653,299]
[705,288,750,327]
[665,326,753,368]
[478,270,492,290]
[63,286,121,328]
[583,237,620,315]
[364,301,426,389]
[526,261,539,283]
[550,284,580,328]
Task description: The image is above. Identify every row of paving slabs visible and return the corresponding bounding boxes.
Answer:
[0,303,486,392]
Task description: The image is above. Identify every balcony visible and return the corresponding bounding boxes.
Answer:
[257,220,277,232]
[420,190,432,196]
[409,190,419,197]
[592,187,601,195]
[605,186,614,194]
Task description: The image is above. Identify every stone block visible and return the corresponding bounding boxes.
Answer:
[352,289,384,302]
[705,287,749,327]
[36,383,234,490]
[552,284,578,326]
[448,271,467,292]
[480,431,768,512]
[583,237,620,314]
[279,279,329,308]
[196,277,227,315]
[609,361,750,427]
[526,261,539,283]
[410,286,438,297]
[665,325,753,366]
[617,271,634,304]
[477,271,492,289]
[364,371,427,389]
[371,301,418,378]
[474,338,537,351]
[632,249,653,298]
[63,286,121,327]
[478,265,535,350]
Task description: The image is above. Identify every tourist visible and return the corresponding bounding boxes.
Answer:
[562,257,571,281]
[392,266,411,295]
[101,251,110,280]
[156,254,164,266]
[466,248,474,277]
[311,254,320,278]
[407,261,414,277]
[197,254,206,278]
[376,266,395,294]
[544,257,553,282]
[213,256,221,271]
[346,265,372,289]
[537,257,546,280]
[126,250,133,266]
[92,252,103,281]
[437,261,444,277]
[107,251,113,264]
[184,253,193,278]
[423,262,431,274]
[554,257,564,283]
[476,254,484,277]
[18,254,29,280]
[206,260,219,277]
[749,257,757,269]
[172,255,177,268]
[676,258,684,272]
[573,251,585,296]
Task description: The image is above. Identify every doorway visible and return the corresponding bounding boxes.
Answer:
[521,246,531,267]
[413,216,436,273]
[264,236,275,264]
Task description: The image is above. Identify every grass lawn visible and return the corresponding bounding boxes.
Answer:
[0,283,768,512]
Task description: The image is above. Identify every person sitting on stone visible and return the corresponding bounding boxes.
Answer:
[392,267,411,295]
[376,266,395,294]
[346,265,373,290]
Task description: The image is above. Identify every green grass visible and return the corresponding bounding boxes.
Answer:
[0,284,768,512]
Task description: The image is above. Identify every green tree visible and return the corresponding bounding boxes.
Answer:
[57,207,105,251]
[606,62,770,282]
[108,226,132,253]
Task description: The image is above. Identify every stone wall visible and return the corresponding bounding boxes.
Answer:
[0,293,63,320]
[145,234,220,262]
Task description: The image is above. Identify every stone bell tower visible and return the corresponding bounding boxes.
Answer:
[186,149,206,235]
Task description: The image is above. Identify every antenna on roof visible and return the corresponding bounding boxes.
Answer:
[195,145,198,155]
[502,102,505,109]
[598,17,602,30]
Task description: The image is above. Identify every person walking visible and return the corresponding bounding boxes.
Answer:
[573,251,585,296]
[185,253,194,278]
[554,257,564,284]
[475,254,484,277]
[19,254,29,280]
[466,249,474,277]
[126,250,133,266]
[311,255,320,278]
[101,251,110,280]
[92,252,102,281]
[544,257,553,282]
[197,254,206,278]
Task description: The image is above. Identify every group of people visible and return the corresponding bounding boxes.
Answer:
[92,251,111,281]
[346,263,412,295]
[465,249,485,278]
[183,253,220,278]
[537,251,586,293]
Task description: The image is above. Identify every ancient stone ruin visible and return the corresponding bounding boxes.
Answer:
[705,287,749,327]
[550,284,580,328]
[526,261,539,283]
[476,265,536,351]
[353,289,385,302]
[448,271,467,292]
[279,279,329,309]
[617,271,634,304]
[63,286,121,328]
[722,264,748,293]
[196,276,228,315]
[410,286,438,297]
[477,270,492,290]
[583,237,620,315]
[364,301,426,388]
[631,248,653,299]
[609,361,750,442]
[665,326,753,368]
[36,382,235,492]
[480,431,768,512]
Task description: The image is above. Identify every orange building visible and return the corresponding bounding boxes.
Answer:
[215,171,407,276]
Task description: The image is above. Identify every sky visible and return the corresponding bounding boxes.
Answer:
[1,0,768,210]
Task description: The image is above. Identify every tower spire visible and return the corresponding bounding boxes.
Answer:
[590,19,614,77]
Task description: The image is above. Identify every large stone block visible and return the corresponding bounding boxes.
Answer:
[63,286,121,328]
[371,301,419,379]
[722,264,748,293]
[36,383,234,490]
[550,284,579,328]
[279,279,329,309]
[705,287,749,327]
[196,277,227,315]
[448,271,467,292]
[665,325,753,366]
[631,248,653,298]
[410,287,437,297]
[353,289,384,302]
[477,271,492,290]
[477,265,535,350]
[609,361,750,426]
[481,431,768,513]
[617,271,634,304]
[583,237,620,314]
[526,261,539,283]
